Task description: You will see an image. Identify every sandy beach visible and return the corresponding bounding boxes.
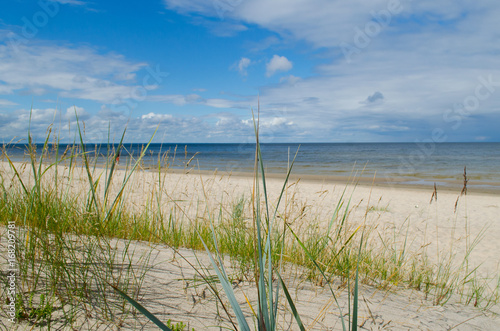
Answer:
[124,166,500,277]
[1,160,499,329]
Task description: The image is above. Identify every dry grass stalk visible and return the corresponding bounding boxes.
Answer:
[430,182,438,204]
[454,166,469,213]
[461,166,469,196]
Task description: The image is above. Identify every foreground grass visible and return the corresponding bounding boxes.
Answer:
[0,136,498,328]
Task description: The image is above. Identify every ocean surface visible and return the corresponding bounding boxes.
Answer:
[2,142,500,192]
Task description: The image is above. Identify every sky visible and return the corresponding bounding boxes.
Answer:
[1,0,500,143]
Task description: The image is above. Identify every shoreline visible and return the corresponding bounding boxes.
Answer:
[2,155,499,194]
[147,166,500,195]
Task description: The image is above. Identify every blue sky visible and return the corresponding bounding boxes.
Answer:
[1,0,499,143]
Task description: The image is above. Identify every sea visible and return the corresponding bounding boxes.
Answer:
[2,142,500,193]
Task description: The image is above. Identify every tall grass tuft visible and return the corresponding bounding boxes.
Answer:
[0,118,157,328]
[180,111,361,330]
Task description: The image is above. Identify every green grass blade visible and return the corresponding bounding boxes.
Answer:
[351,233,364,331]
[271,147,300,221]
[251,110,273,330]
[3,154,28,195]
[103,127,126,204]
[278,272,306,331]
[258,149,274,330]
[198,232,251,331]
[75,111,100,217]
[110,284,172,331]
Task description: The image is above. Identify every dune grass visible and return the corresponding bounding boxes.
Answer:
[0,123,498,329]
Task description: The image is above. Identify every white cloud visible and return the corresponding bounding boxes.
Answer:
[64,106,89,120]
[261,117,293,128]
[0,106,92,142]
[0,105,301,143]
[0,36,147,103]
[141,112,173,121]
[205,98,239,108]
[236,57,251,76]
[266,55,292,77]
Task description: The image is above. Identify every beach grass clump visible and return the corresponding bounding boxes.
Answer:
[0,129,156,328]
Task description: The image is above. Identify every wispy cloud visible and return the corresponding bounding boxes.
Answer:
[279,75,301,86]
[0,99,17,106]
[191,17,248,37]
[0,35,146,103]
[147,94,203,106]
[49,0,87,5]
[235,57,251,76]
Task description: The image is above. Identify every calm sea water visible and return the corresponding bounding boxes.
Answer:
[3,143,500,192]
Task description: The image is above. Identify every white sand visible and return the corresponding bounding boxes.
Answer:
[1,160,499,329]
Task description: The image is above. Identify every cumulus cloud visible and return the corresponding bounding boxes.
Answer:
[64,106,89,120]
[266,55,293,77]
